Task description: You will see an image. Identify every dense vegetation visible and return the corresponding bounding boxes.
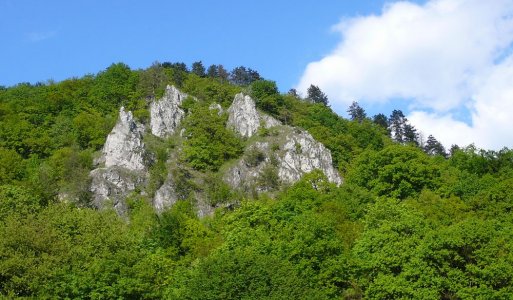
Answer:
[1,62,513,299]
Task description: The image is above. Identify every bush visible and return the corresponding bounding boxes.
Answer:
[244,147,266,167]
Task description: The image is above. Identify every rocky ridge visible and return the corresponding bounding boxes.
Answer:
[89,86,342,215]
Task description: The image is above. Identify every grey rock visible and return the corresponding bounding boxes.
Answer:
[227,93,261,137]
[279,130,342,185]
[102,107,147,171]
[90,107,148,214]
[223,127,342,192]
[150,85,188,137]
[89,167,146,215]
[261,114,281,129]
[227,93,281,138]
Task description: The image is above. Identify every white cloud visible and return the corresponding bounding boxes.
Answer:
[296,0,513,149]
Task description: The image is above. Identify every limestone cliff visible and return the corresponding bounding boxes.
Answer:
[90,88,342,216]
[89,107,148,214]
[224,94,342,191]
[102,107,147,171]
[150,85,188,138]
[227,93,280,138]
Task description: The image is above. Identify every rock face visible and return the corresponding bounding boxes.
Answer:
[150,85,188,138]
[223,126,342,192]
[278,130,342,185]
[90,107,148,215]
[224,93,341,190]
[227,93,280,137]
[102,107,147,171]
[90,167,145,214]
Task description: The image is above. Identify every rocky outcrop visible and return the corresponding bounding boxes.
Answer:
[223,127,342,192]
[225,93,340,190]
[150,85,188,138]
[88,87,341,216]
[90,167,145,215]
[90,107,148,215]
[227,93,281,138]
[279,130,342,185]
[102,107,147,171]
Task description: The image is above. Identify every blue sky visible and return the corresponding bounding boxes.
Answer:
[3,0,513,150]
[1,0,390,90]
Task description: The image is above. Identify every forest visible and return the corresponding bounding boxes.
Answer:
[1,61,513,299]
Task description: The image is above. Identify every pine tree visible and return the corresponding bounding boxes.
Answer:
[191,61,206,77]
[347,101,366,123]
[217,65,229,82]
[388,110,420,145]
[306,85,328,106]
[287,88,300,98]
[424,135,447,157]
[389,110,406,143]
[403,123,419,146]
[230,66,261,86]
[373,113,389,131]
[207,64,218,78]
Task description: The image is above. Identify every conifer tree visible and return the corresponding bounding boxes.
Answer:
[373,113,389,131]
[306,84,328,106]
[347,101,367,123]
[424,135,447,157]
[192,61,206,77]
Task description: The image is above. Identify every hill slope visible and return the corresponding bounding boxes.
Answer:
[1,62,513,298]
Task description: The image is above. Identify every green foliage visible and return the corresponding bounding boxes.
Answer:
[250,79,279,99]
[0,185,40,219]
[144,135,173,197]
[182,74,240,107]
[2,61,513,299]
[182,102,243,171]
[347,144,442,199]
[257,164,280,191]
[0,203,172,299]
[244,146,266,167]
[0,147,25,184]
[204,172,235,206]
[306,84,328,105]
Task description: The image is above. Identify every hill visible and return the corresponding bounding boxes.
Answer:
[1,62,513,298]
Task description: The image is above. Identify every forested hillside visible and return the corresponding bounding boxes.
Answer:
[1,62,513,299]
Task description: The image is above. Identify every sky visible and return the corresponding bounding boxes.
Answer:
[2,0,513,150]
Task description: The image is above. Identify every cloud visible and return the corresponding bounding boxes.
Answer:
[296,0,513,149]
[26,30,57,42]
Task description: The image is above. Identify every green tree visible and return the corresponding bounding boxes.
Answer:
[182,103,243,171]
[229,66,261,86]
[424,135,447,157]
[347,144,442,199]
[347,101,367,123]
[0,147,25,184]
[372,113,389,131]
[191,61,206,77]
[306,84,328,106]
